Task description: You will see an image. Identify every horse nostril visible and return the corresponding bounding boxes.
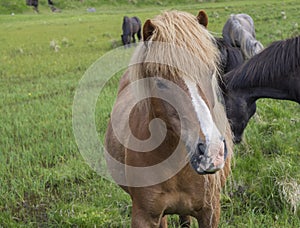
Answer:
[223,139,228,159]
[197,142,206,156]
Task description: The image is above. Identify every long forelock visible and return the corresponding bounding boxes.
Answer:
[129,10,220,85]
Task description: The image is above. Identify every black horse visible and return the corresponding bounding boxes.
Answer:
[221,35,300,143]
[215,37,244,75]
[26,0,59,12]
[121,16,142,46]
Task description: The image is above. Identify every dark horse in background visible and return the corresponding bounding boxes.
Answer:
[197,11,263,76]
[221,35,300,143]
[121,16,142,46]
[26,0,59,12]
[222,13,264,60]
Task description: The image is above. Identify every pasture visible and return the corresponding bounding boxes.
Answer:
[0,0,299,227]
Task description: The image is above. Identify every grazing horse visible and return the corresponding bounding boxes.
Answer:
[26,0,57,12]
[221,35,300,143]
[105,10,233,227]
[222,13,264,59]
[121,16,142,46]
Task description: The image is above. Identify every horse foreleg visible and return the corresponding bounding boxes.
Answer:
[196,203,221,228]
[179,215,191,227]
[160,216,168,228]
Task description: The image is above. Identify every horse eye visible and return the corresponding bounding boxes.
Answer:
[156,80,169,89]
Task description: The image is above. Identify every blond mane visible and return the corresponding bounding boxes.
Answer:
[129,10,220,83]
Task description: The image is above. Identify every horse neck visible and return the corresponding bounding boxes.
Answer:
[229,85,299,105]
[226,62,300,104]
[231,87,296,102]
[122,21,132,36]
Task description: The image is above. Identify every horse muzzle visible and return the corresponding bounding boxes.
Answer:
[190,138,228,175]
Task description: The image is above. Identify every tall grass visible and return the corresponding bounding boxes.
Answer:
[0,0,299,226]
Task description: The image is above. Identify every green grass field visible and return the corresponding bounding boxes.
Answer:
[0,0,299,227]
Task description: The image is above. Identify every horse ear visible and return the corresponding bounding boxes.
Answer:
[197,10,208,28]
[143,19,155,41]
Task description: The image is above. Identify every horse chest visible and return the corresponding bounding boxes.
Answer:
[161,170,211,214]
[163,191,206,216]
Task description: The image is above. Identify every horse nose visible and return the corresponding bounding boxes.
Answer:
[233,135,242,144]
[197,142,206,156]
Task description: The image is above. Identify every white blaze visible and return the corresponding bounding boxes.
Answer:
[183,78,221,144]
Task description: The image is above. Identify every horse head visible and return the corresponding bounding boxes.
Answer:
[133,12,231,174]
[121,16,131,45]
[222,89,257,143]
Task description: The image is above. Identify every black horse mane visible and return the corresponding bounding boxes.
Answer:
[215,37,244,75]
[225,35,300,89]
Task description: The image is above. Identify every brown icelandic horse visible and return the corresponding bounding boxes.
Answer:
[105,10,233,227]
[221,35,300,143]
[121,16,142,46]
